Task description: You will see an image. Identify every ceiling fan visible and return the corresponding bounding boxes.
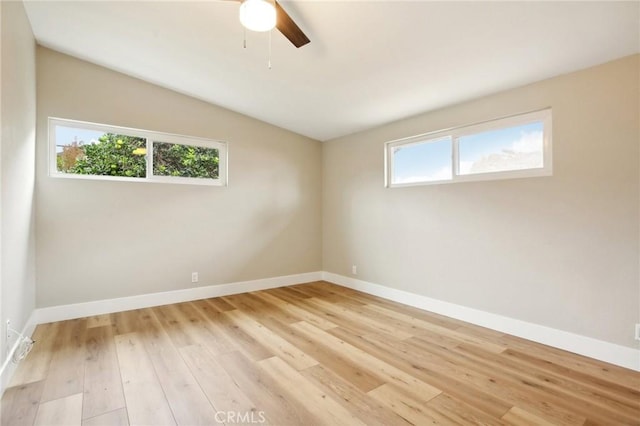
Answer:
[236,0,310,48]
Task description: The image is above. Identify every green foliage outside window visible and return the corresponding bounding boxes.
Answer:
[64,133,146,177]
[153,142,219,179]
[57,134,219,179]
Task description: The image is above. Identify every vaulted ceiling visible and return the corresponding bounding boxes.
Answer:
[23,1,640,141]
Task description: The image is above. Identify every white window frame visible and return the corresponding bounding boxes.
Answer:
[385,108,552,188]
[49,117,228,186]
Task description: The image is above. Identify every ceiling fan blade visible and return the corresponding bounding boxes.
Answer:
[275,1,310,48]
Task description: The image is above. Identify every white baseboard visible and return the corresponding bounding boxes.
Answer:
[4,269,636,398]
[0,271,322,397]
[322,272,640,372]
[34,271,323,325]
[0,311,38,395]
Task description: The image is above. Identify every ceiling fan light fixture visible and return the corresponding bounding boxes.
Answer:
[239,0,277,32]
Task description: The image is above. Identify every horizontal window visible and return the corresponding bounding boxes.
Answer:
[49,118,227,185]
[386,109,552,187]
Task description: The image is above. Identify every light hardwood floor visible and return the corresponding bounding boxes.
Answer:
[1,281,639,425]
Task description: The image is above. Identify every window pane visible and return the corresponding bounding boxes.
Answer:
[55,125,146,177]
[153,142,219,179]
[392,137,452,184]
[458,122,544,175]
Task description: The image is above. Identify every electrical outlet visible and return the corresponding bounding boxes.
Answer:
[191,272,199,283]
[352,265,357,275]
[5,320,10,341]
[635,324,640,341]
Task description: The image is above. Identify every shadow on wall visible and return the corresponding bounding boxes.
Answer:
[37,149,316,305]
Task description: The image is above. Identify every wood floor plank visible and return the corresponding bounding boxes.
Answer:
[284,296,406,343]
[0,380,45,426]
[3,281,638,425]
[304,297,414,339]
[300,364,411,426]
[133,308,177,354]
[292,321,442,402]
[224,309,318,370]
[296,282,362,304]
[33,393,83,426]
[330,326,514,418]
[314,282,466,330]
[215,350,318,425]
[405,335,588,425]
[426,393,507,425]
[146,337,219,425]
[111,309,143,336]
[40,319,88,403]
[114,332,176,426]
[366,303,506,353]
[454,323,509,343]
[225,292,302,324]
[254,315,385,392]
[456,343,640,424]
[501,406,556,425]
[188,298,224,318]
[288,282,343,300]
[345,301,430,337]
[367,383,444,425]
[252,291,339,330]
[191,300,245,355]
[82,408,129,426]
[82,325,126,420]
[502,346,640,403]
[179,345,258,420]
[500,334,640,391]
[215,310,275,361]
[267,287,313,302]
[86,314,112,329]
[155,301,237,357]
[258,356,366,425]
[203,296,237,312]
[125,309,221,425]
[152,304,201,348]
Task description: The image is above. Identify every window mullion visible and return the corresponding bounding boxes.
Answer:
[452,135,459,180]
[146,138,153,179]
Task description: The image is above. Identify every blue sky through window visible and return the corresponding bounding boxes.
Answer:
[458,122,543,174]
[391,121,544,184]
[393,136,452,183]
[55,126,107,153]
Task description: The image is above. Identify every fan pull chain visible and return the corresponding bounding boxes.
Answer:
[243,27,247,49]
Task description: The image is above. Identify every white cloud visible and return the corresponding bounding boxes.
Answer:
[459,161,473,174]
[512,130,543,153]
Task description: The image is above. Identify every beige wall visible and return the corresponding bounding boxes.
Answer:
[323,55,640,348]
[28,37,640,350]
[36,47,322,307]
[1,1,37,373]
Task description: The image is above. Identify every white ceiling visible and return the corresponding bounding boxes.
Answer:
[23,1,640,141]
